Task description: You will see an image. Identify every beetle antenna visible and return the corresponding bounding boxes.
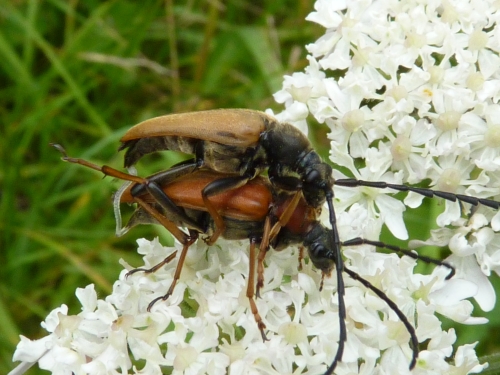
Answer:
[344,266,418,369]
[324,192,347,375]
[335,179,500,210]
[342,237,455,279]
[50,142,115,175]
[50,143,68,158]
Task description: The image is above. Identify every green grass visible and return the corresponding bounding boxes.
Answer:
[0,1,321,373]
[1,1,499,374]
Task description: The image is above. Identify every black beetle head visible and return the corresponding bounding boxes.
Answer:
[304,224,336,274]
[302,163,334,208]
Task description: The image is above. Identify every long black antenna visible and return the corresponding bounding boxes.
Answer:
[335,179,500,209]
[344,267,418,369]
[342,238,455,279]
[324,192,346,375]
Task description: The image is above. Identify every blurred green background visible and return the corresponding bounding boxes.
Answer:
[1,1,499,374]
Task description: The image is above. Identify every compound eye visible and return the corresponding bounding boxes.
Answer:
[310,243,326,258]
[305,169,321,184]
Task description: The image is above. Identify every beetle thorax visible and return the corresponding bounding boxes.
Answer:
[260,122,313,167]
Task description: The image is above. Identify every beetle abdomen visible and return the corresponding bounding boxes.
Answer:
[121,136,198,167]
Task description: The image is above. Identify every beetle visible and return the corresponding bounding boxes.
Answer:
[51,143,477,374]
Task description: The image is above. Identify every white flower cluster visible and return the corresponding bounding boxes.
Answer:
[10,237,487,375]
[10,0,500,374]
[7,239,333,374]
[271,0,500,372]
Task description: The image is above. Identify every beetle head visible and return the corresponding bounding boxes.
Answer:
[302,162,334,208]
[304,223,336,274]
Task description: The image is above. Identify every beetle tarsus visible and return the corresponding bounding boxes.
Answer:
[126,250,179,278]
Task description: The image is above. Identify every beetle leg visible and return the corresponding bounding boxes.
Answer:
[268,190,302,241]
[126,250,178,277]
[297,246,305,271]
[247,237,268,341]
[122,197,201,310]
[255,192,301,298]
[51,143,147,184]
[147,230,199,311]
[145,182,206,232]
[130,158,200,196]
[133,196,193,243]
[268,174,302,191]
[201,175,251,245]
[255,215,272,298]
[118,195,208,312]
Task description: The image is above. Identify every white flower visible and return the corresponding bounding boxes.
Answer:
[334,164,410,240]
[459,105,500,171]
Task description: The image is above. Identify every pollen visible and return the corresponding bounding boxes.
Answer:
[485,125,500,148]
[468,29,488,51]
[467,72,485,91]
[437,168,461,193]
[391,135,412,161]
[436,111,461,131]
[341,109,365,132]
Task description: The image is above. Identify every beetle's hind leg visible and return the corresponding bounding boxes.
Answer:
[52,143,206,232]
[247,237,268,341]
[124,196,198,278]
[146,230,199,311]
[255,216,272,299]
[51,143,209,310]
[121,196,201,310]
[126,250,179,277]
[254,191,303,298]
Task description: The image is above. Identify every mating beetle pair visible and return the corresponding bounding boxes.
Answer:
[54,109,500,375]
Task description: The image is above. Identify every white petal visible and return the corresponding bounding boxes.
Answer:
[449,255,496,311]
[429,279,478,306]
[375,195,408,240]
[12,335,53,363]
[491,211,500,231]
[76,284,97,313]
[403,191,424,209]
